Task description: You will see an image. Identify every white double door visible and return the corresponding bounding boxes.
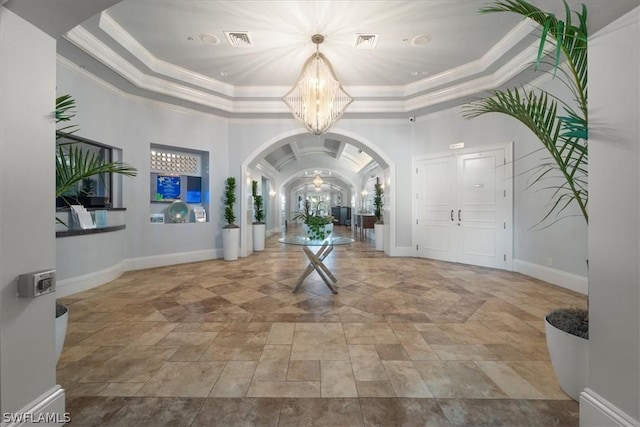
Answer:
[414,144,512,270]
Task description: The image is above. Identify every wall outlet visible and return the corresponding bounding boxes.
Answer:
[546,257,553,267]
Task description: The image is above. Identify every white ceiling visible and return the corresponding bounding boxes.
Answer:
[29,0,639,189]
[101,0,523,87]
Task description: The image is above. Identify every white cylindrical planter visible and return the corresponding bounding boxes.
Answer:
[253,223,265,251]
[222,227,240,261]
[55,309,68,362]
[544,316,589,401]
[374,223,385,251]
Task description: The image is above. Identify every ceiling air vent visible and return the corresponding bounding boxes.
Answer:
[354,34,379,49]
[224,31,253,47]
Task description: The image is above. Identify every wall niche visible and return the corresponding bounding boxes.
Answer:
[149,143,210,224]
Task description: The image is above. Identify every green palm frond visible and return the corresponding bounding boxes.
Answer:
[55,95,137,223]
[55,144,137,198]
[55,94,79,135]
[463,87,588,224]
[480,0,587,115]
[465,0,588,226]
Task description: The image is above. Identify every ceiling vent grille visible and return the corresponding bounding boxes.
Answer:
[224,31,253,47]
[354,34,379,49]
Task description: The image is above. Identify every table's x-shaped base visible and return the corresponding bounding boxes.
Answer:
[293,242,338,294]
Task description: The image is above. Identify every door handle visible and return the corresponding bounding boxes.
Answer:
[458,210,461,222]
[450,210,454,221]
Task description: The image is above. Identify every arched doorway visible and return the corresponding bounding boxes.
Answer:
[240,127,395,257]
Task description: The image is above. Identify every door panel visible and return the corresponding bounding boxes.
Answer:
[456,149,505,268]
[415,146,510,270]
[461,226,496,256]
[416,156,456,262]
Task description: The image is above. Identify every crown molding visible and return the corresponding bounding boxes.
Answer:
[65,25,235,111]
[404,38,548,112]
[63,18,546,116]
[404,19,537,96]
[99,11,235,97]
[57,54,228,123]
[92,11,538,101]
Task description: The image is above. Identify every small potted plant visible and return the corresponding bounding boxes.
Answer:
[222,176,239,261]
[292,199,333,240]
[373,181,384,251]
[251,180,265,251]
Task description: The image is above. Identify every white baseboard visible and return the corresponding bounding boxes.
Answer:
[57,249,220,297]
[123,249,218,271]
[513,259,588,295]
[56,261,126,298]
[1,385,66,427]
[580,388,640,427]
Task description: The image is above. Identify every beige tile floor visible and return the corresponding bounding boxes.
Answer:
[59,225,585,426]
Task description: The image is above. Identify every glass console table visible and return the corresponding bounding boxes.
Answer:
[278,236,354,294]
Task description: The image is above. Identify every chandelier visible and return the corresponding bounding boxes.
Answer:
[312,173,324,188]
[283,34,353,135]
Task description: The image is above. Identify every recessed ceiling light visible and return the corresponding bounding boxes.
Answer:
[219,71,228,77]
[199,33,220,45]
[411,34,431,46]
[410,71,419,76]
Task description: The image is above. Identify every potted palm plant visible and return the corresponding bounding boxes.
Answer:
[222,176,239,260]
[55,94,137,361]
[251,180,265,251]
[463,0,588,400]
[373,181,384,251]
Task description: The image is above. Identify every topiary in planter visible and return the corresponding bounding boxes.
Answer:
[374,182,384,224]
[223,176,238,228]
[251,180,265,224]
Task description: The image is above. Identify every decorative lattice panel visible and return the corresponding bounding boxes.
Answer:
[150,150,199,174]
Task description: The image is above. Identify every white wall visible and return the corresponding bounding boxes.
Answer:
[410,95,589,280]
[56,59,589,289]
[0,6,60,415]
[56,62,229,279]
[582,8,640,425]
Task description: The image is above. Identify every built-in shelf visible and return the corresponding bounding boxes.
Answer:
[56,207,127,236]
[56,207,127,212]
[56,224,126,238]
